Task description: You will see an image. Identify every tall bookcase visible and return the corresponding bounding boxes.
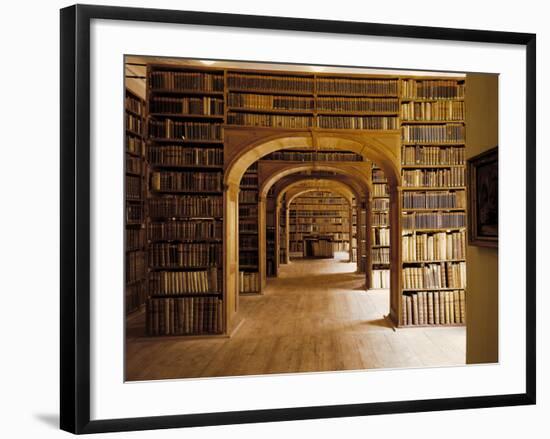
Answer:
[144,66,225,335]
[371,166,391,289]
[399,78,467,327]
[239,162,260,293]
[266,187,277,277]
[288,191,349,258]
[279,194,288,264]
[125,89,148,315]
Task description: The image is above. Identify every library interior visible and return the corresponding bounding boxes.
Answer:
[124,57,498,381]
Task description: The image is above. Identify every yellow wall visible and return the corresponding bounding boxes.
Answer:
[465,73,499,364]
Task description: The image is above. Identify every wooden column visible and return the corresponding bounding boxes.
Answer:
[285,203,290,264]
[223,182,240,333]
[389,185,403,326]
[275,200,281,271]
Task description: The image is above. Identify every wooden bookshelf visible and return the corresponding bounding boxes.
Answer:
[370,166,391,289]
[145,66,225,336]
[398,77,467,327]
[125,88,148,315]
[132,62,469,335]
[239,162,260,294]
[288,191,349,259]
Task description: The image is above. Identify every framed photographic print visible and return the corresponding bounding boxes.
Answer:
[60,4,536,434]
[468,147,499,247]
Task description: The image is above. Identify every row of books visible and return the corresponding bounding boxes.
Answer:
[317,78,398,96]
[228,73,313,93]
[401,80,465,100]
[240,174,258,186]
[239,190,258,203]
[239,222,258,233]
[372,247,390,264]
[401,145,465,165]
[239,235,258,247]
[402,290,465,326]
[239,253,258,266]
[402,231,466,262]
[228,93,314,110]
[126,228,145,250]
[149,243,222,267]
[151,171,223,192]
[402,168,465,187]
[149,96,224,115]
[148,196,223,218]
[127,251,147,283]
[126,204,144,224]
[125,94,143,115]
[317,115,398,130]
[125,175,142,200]
[148,120,223,141]
[402,124,465,143]
[239,271,260,293]
[126,135,143,156]
[146,297,223,336]
[126,113,143,134]
[372,169,387,183]
[333,241,349,252]
[148,220,223,242]
[147,146,223,167]
[292,201,347,208]
[373,183,389,197]
[150,71,224,92]
[149,268,220,295]
[372,212,389,226]
[372,227,390,246]
[289,232,349,241]
[402,190,466,209]
[290,210,348,217]
[402,262,466,289]
[126,282,147,314]
[126,156,142,174]
[239,205,258,217]
[401,101,464,121]
[317,96,398,112]
[291,217,346,225]
[290,224,347,233]
[372,198,389,210]
[402,212,466,230]
[294,194,345,202]
[263,150,363,162]
[371,269,390,289]
[227,112,313,128]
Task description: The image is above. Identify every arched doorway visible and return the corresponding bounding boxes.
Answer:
[223,128,401,332]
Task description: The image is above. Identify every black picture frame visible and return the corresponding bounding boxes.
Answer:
[468,147,499,247]
[60,4,536,434]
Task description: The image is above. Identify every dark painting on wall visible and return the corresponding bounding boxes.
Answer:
[468,147,498,247]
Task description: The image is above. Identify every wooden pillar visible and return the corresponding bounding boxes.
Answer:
[275,200,280,270]
[223,182,240,333]
[348,202,353,262]
[389,185,403,326]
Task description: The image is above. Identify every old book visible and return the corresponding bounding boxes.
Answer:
[427,292,434,324]
[459,290,466,323]
[434,292,440,324]
[412,294,419,325]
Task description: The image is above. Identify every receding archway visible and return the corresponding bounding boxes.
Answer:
[223,129,402,332]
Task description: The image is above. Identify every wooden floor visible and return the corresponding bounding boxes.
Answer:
[126,253,465,381]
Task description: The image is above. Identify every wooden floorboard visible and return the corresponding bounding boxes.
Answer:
[125,253,466,381]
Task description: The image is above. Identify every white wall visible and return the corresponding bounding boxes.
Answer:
[0,0,546,438]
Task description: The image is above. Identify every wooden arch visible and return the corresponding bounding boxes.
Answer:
[223,128,402,332]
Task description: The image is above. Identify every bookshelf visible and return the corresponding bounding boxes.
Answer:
[266,187,277,277]
[288,191,349,259]
[399,78,467,327]
[145,66,225,336]
[239,162,260,294]
[133,62,469,334]
[371,166,391,289]
[125,89,148,315]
